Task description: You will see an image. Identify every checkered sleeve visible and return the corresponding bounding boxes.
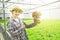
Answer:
[7,21,14,33]
[23,21,37,28]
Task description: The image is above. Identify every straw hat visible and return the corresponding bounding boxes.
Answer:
[10,6,23,13]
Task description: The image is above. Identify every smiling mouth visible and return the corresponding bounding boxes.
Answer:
[15,14,19,15]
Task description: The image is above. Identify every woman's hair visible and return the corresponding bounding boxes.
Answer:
[10,6,23,13]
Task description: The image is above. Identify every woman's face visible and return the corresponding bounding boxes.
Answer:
[12,11,20,18]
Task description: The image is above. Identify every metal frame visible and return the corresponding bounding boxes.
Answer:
[2,0,6,31]
[0,0,60,11]
[0,0,60,30]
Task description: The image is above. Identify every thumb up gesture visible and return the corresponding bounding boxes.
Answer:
[32,11,41,24]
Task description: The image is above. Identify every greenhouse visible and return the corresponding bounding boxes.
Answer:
[0,0,60,40]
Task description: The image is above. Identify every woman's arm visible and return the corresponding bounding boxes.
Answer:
[7,22,14,32]
[23,21,37,28]
[23,11,41,28]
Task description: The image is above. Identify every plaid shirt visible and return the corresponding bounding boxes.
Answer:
[7,17,36,40]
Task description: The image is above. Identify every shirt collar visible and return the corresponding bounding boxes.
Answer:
[10,16,20,23]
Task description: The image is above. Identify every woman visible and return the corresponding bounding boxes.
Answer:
[7,6,40,40]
